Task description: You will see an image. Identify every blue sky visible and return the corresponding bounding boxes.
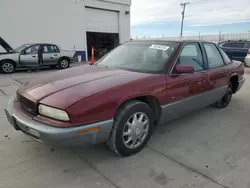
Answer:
[131,0,250,37]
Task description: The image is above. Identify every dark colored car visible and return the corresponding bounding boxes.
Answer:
[5,40,245,156]
[219,40,250,63]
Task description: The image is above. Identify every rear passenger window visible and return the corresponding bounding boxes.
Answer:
[43,45,59,53]
[204,43,224,68]
[177,43,204,72]
[52,45,60,53]
[218,48,232,64]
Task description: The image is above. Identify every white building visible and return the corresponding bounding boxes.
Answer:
[0,0,131,61]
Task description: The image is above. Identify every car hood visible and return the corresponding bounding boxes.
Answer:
[19,65,151,109]
[0,37,15,53]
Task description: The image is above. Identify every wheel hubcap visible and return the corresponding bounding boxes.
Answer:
[2,63,13,73]
[61,60,68,68]
[123,112,149,149]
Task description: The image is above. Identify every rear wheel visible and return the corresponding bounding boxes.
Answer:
[107,100,154,156]
[58,58,70,69]
[1,60,15,74]
[216,83,233,108]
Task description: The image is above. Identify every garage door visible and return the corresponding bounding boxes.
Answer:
[85,8,119,33]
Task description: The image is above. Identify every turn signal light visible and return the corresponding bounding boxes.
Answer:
[77,127,100,134]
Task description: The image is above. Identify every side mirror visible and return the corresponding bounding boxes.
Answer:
[175,65,194,74]
[21,50,26,55]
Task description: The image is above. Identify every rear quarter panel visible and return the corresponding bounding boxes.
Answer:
[226,60,244,81]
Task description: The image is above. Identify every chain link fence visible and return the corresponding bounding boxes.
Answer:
[133,33,250,43]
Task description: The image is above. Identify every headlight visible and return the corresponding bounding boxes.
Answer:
[38,104,70,121]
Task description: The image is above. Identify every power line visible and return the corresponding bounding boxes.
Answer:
[180,2,190,37]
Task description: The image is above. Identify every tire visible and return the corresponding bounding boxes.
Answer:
[58,58,70,69]
[215,83,233,108]
[107,100,154,156]
[1,60,15,74]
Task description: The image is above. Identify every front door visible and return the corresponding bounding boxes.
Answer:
[19,45,40,68]
[42,45,60,66]
[160,42,208,123]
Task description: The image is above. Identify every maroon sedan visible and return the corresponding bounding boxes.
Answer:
[5,40,245,156]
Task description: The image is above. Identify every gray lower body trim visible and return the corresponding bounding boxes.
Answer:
[159,86,227,124]
[5,96,113,147]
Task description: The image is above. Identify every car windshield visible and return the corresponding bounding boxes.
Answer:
[96,41,179,73]
[15,44,31,52]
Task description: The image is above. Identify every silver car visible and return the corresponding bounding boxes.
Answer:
[0,37,76,73]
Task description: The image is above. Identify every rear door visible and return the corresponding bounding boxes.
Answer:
[202,42,229,104]
[19,45,40,67]
[163,42,208,122]
[42,45,60,66]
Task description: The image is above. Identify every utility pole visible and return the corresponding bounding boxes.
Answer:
[180,2,189,37]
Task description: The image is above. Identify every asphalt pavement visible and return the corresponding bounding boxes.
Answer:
[0,65,250,188]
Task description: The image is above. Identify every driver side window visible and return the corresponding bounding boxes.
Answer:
[177,43,204,72]
[24,45,40,55]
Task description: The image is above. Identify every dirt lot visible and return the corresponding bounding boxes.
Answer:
[0,65,250,188]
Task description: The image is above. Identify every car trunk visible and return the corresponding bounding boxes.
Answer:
[0,37,14,53]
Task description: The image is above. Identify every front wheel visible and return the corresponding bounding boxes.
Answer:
[58,58,70,69]
[107,100,154,156]
[1,61,15,74]
[215,84,233,108]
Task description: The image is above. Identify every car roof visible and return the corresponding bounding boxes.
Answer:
[25,43,57,46]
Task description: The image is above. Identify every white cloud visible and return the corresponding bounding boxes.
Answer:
[131,0,250,26]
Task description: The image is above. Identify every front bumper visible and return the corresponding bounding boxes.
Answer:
[5,97,113,147]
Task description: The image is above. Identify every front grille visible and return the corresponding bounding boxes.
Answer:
[18,94,37,115]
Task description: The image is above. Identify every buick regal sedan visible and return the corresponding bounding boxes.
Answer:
[5,40,245,156]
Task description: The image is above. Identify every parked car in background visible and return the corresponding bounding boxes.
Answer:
[5,40,245,156]
[219,40,250,66]
[0,37,76,73]
[244,49,250,67]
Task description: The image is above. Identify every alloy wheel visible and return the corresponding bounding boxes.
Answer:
[60,60,68,68]
[2,62,14,73]
[122,112,150,149]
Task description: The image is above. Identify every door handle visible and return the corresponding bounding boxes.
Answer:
[50,57,54,59]
[54,54,58,56]
[32,56,36,58]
